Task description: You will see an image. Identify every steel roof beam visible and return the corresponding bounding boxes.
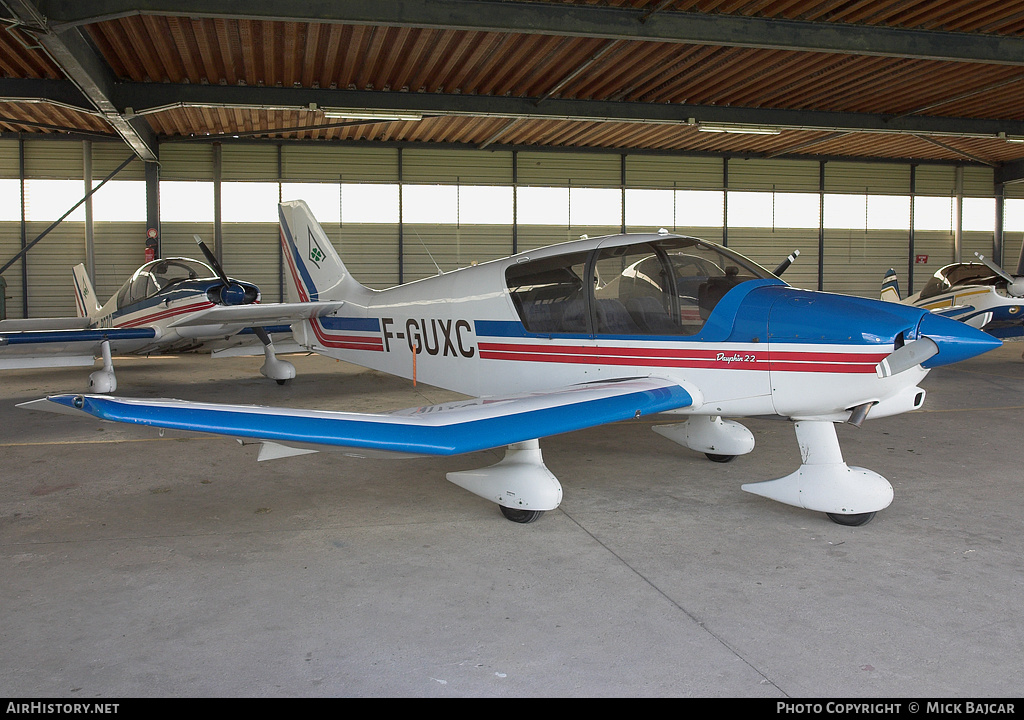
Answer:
[113,81,1024,140]
[5,0,158,160]
[6,77,1023,140]
[37,0,1024,66]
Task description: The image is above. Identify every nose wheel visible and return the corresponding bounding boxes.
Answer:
[826,511,876,526]
[499,506,544,524]
[705,453,735,463]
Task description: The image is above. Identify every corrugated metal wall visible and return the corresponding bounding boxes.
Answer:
[0,138,1007,320]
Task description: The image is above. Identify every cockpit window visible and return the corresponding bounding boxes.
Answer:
[592,238,770,335]
[505,252,590,334]
[116,258,216,309]
[919,263,1000,301]
[593,243,673,334]
[505,237,773,336]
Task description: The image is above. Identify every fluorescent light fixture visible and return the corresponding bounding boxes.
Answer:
[698,122,782,135]
[322,109,423,121]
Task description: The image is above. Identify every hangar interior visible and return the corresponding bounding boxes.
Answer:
[2,0,1024,699]
[1,1,1024,317]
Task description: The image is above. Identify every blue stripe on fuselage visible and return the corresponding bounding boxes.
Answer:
[110,281,223,321]
[317,316,380,332]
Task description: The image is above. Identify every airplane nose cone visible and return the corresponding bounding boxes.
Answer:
[220,283,248,305]
[918,312,1002,368]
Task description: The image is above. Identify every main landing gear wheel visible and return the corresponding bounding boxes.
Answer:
[500,506,544,524]
[705,453,735,463]
[276,379,288,385]
[826,511,876,527]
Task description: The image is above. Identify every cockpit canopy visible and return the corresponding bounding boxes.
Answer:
[918,263,1001,301]
[506,236,775,336]
[116,258,217,309]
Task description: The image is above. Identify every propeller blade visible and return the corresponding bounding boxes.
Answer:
[974,252,1014,284]
[975,252,1024,296]
[194,234,230,285]
[875,336,939,378]
[773,249,800,276]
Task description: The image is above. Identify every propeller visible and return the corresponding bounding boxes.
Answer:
[194,234,230,285]
[875,336,939,378]
[773,249,800,277]
[194,234,252,306]
[974,252,1024,297]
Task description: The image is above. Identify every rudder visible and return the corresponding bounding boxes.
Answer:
[880,268,901,303]
[279,199,366,303]
[72,264,102,319]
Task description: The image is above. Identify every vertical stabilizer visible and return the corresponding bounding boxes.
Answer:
[72,264,102,319]
[279,200,367,303]
[880,268,901,303]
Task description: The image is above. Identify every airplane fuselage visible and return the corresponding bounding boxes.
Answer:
[93,277,262,353]
[287,234,939,424]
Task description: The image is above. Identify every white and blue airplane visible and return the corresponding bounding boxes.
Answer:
[881,249,1024,342]
[23,201,1001,526]
[0,236,343,392]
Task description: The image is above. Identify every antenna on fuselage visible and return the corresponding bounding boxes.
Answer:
[413,230,444,275]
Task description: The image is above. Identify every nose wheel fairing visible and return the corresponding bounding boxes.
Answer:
[741,420,893,518]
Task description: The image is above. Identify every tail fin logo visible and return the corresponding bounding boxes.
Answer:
[308,227,325,268]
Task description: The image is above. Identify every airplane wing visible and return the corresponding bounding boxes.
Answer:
[0,316,92,331]
[0,327,158,369]
[20,377,694,457]
[166,300,344,328]
[0,301,341,369]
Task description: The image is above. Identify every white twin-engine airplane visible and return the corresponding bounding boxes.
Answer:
[0,236,343,392]
[24,200,1000,527]
[881,248,1024,343]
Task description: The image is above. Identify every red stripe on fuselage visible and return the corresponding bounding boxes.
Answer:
[116,300,215,328]
[477,341,887,374]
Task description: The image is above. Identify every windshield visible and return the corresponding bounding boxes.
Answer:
[507,236,774,336]
[116,258,217,308]
[919,263,1001,301]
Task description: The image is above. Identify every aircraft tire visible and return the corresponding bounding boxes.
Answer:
[705,453,735,463]
[499,506,544,524]
[826,511,876,527]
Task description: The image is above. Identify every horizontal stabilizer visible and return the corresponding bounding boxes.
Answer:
[22,377,694,457]
[167,300,344,328]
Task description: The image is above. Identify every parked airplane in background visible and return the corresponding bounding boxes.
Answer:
[881,250,1024,343]
[0,236,343,391]
[25,201,1000,527]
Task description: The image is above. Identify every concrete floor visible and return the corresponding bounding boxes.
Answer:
[1,343,1022,698]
